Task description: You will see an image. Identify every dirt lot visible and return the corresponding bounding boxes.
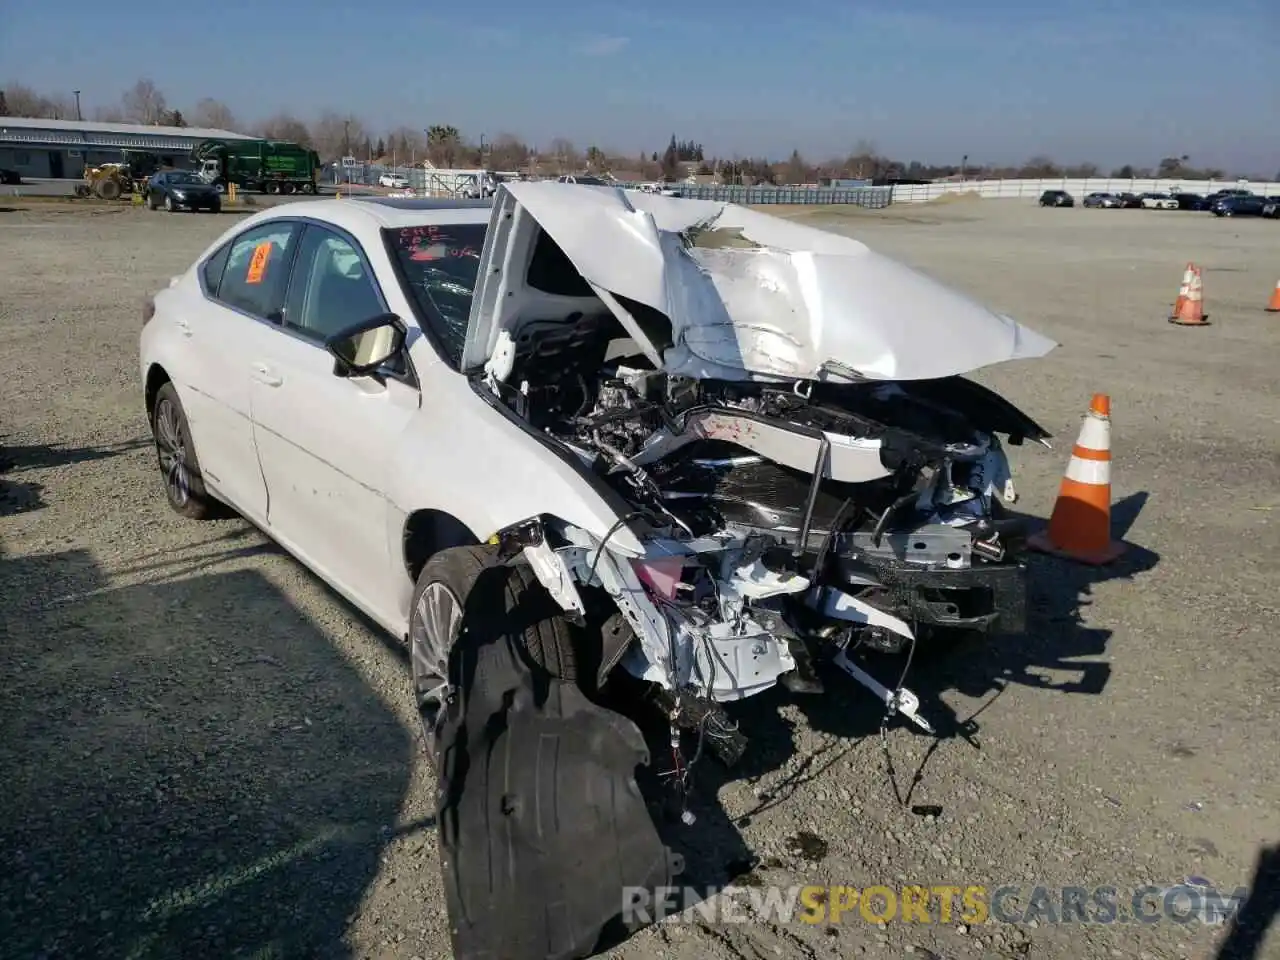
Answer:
[1,199,1278,960]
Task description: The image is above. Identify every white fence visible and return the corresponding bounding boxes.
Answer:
[890,177,1280,203]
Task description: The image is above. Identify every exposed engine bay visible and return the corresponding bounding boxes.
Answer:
[481,309,1050,739]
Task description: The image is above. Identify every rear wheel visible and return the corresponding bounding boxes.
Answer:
[416,545,674,960]
[267,182,282,195]
[151,382,218,520]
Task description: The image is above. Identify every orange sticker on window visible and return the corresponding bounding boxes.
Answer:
[246,242,272,284]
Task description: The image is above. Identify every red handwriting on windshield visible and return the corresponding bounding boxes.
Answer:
[397,227,479,261]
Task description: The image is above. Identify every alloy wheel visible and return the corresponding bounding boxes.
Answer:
[154,398,190,507]
[410,581,463,749]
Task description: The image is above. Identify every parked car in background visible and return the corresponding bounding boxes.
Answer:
[1139,192,1178,210]
[1204,189,1254,208]
[1083,192,1120,208]
[1039,189,1074,207]
[1171,192,1207,210]
[378,173,409,189]
[1209,194,1272,218]
[145,170,221,213]
[0,167,21,185]
[1115,192,1143,208]
[556,174,610,186]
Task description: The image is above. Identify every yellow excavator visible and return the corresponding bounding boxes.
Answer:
[74,162,132,200]
[74,151,164,200]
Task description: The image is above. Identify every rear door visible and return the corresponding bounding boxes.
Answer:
[176,218,302,522]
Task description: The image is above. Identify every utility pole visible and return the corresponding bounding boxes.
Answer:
[73,90,82,121]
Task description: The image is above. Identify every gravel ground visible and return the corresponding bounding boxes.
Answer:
[1,198,1277,960]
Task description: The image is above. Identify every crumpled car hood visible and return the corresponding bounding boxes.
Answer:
[479,181,1057,382]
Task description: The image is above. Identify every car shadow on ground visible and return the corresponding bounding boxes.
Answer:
[1216,842,1280,960]
[0,546,414,960]
[0,438,150,518]
[624,492,1160,920]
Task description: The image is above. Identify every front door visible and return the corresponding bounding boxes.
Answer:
[49,151,64,178]
[248,222,418,625]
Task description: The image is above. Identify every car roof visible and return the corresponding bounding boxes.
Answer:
[234,196,493,232]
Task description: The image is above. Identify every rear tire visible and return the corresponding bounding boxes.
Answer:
[267,182,282,195]
[150,382,218,520]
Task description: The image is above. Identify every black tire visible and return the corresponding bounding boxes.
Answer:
[301,181,317,195]
[267,182,282,195]
[209,200,221,214]
[150,382,218,520]
[146,191,158,210]
[425,544,674,960]
[281,182,295,195]
[409,544,577,758]
[163,193,175,212]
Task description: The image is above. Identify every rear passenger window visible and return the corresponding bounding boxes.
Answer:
[217,222,299,320]
[200,243,231,297]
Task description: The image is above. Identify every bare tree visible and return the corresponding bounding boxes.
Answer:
[387,125,425,163]
[1,83,75,119]
[257,112,314,148]
[190,98,237,131]
[312,112,366,161]
[547,137,578,174]
[488,132,528,171]
[121,79,168,125]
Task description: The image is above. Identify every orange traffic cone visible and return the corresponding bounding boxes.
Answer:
[1169,262,1194,319]
[1169,265,1209,325]
[1028,394,1126,565]
[1266,279,1280,312]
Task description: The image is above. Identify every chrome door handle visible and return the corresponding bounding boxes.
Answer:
[251,363,283,387]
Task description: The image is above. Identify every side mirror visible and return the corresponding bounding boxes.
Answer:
[325,313,407,377]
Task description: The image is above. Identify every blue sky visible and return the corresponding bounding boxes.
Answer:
[2,0,1275,172]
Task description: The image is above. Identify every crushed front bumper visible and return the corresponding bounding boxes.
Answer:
[836,556,1029,634]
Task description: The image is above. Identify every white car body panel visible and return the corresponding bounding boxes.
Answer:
[141,188,1050,710]
[141,199,644,640]
[461,181,1057,383]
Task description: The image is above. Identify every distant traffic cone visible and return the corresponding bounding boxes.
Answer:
[1266,279,1280,312]
[1028,394,1126,565]
[1169,263,1194,319]
[1169,265,1209,325]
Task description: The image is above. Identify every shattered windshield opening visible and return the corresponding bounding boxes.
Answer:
[386,224,487,368]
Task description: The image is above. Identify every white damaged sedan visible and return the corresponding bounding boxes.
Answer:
[139,181,1056,959]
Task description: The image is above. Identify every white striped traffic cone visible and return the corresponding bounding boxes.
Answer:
[1028,393,1126,565]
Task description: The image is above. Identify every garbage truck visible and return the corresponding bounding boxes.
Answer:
[192,138,321,195]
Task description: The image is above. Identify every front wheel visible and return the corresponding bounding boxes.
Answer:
[151,382,218,520]
[418,544,674,960]
[163,194,174,212]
